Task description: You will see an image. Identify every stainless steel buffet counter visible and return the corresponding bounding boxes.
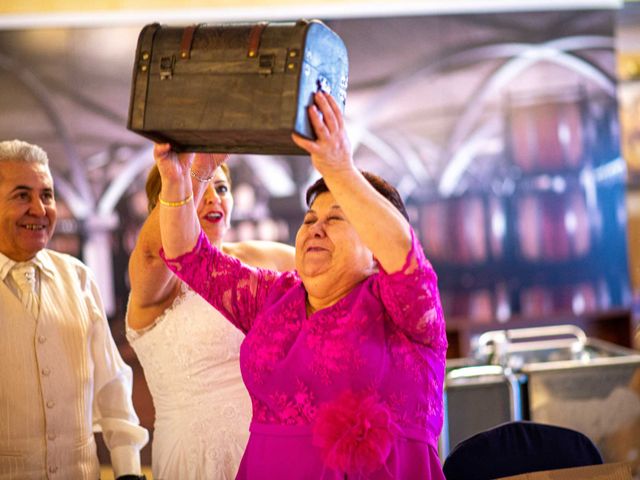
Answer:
[441,325,640,477]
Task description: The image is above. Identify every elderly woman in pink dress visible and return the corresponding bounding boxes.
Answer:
[154,91,447,479]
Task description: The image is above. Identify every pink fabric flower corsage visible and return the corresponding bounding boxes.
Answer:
[312,391,399,476]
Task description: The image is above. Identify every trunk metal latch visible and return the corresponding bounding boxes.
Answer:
[160,55,175,80]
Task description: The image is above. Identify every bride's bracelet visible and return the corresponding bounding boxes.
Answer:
[190,169,214,183]
[158,192,194,207]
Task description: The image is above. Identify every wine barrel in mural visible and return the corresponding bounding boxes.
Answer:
[420,194,506,266]
[440,289,495,324]
[519,281,601,318]
[419,194,509,322]
[507,92,589,174]
[514,183,596,262]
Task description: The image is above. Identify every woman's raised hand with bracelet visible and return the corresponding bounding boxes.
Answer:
[154,143,228,185]
[154,143,210,257]
[154,144,229,207]
[154,143,194,184]
[191,152,229,183]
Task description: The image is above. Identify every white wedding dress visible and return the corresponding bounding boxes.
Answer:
[127,283,251,480]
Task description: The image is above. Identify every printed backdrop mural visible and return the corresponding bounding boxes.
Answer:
[327,11,629,327]
[0,8,629,331]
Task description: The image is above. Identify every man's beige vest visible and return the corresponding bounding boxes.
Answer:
[0,252,99,479]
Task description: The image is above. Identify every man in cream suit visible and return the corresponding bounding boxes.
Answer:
[0,139,148,480]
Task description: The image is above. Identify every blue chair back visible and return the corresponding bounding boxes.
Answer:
[442,421,603,480]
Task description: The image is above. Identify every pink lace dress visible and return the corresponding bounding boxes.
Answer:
[162,228,447,480]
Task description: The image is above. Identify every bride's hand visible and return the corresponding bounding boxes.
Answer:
[191,153,229,182]
[154,143,194,182]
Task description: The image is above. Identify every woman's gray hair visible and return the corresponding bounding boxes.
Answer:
[0,139,49,166]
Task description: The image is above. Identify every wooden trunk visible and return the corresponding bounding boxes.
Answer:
[127,20,349,155]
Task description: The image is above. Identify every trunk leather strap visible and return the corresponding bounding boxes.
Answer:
[180,24,198,59]
[247,22,268,58]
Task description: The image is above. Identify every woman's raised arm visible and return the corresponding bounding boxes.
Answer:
[128,145,226,329]
[155,143,226,259]
[292,92,412,274]
[127,204,180,330]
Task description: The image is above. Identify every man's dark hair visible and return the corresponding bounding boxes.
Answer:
[305,170,409,221]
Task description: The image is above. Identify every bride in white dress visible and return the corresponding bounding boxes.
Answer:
[126,148,295,480]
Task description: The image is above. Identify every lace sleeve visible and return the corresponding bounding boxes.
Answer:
[377,228,447,350]
[160,230,282,333]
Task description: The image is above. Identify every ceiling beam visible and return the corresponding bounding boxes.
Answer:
[0,0,623,30]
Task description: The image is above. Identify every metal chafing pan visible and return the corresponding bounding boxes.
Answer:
[441,325,640,477]
[440,362,523,458]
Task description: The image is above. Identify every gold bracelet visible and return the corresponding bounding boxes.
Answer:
[158,192,194,207]
[190,169,214,183]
